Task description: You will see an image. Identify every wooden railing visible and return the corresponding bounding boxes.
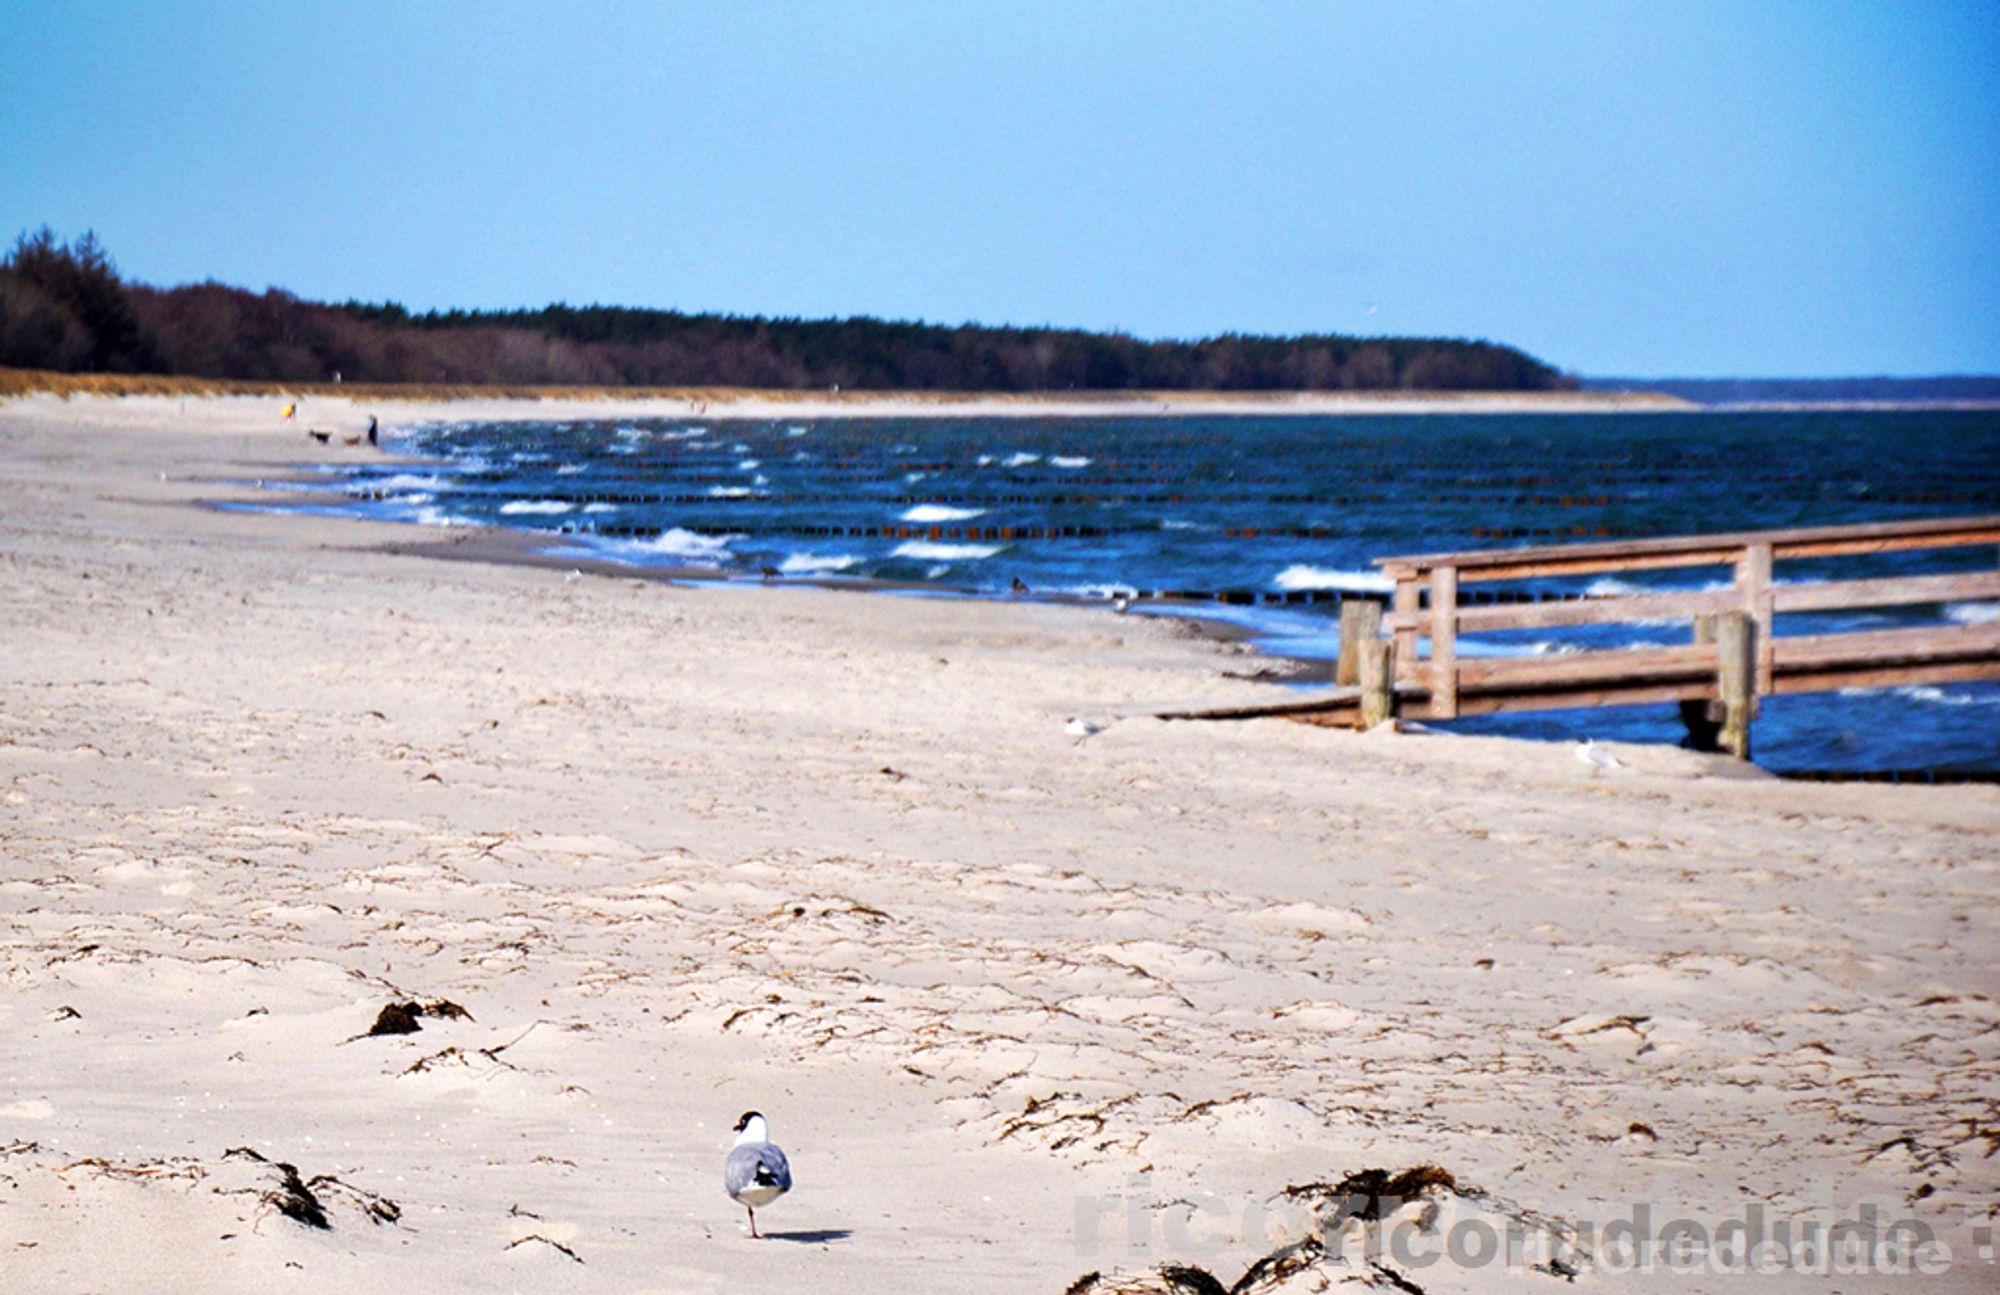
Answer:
[1347,515,2000,756]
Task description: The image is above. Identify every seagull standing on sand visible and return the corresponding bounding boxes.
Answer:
[1575,738,1625,777]
[725,1111,792,1238]
[1065,716,1108,745]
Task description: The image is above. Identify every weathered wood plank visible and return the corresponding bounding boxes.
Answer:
[1375,513,2000,577]
[1385,588,1737,634]
[1453,681,1716,716]
[1770,570,2000,613]
[1456,643,1715,688]
[1772,623,2000,668]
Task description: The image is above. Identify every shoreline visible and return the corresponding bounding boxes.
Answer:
[2,394,1996,1292]
[3,376,1695,419]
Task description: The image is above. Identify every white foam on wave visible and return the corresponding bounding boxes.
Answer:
[586,528,737,564]
[358,472,449,493]
[1002,452,1041,468]
[583,502,620,514]
[499,499,574,516]
[786,425,811,437]
[1272,565,1393,593]
[556,463,587,475]
[1946,601,1999,625]
[737,458,762,471]
[899,504,986,523]
[892,540,1003,561]
[707,485,759,498]
[778,553,861,575]
[412,505,478,528]
[1050,455,1092,468]
[1891,684,1997,706]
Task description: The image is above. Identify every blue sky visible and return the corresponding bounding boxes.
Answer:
[3,2,1996,377]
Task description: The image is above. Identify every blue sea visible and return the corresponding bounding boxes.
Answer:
[259,409,2000,772]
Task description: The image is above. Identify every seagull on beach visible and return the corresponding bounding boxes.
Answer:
[1065,716,1108,744]
[1575,738,1625,777]
[725,1111,792,1238]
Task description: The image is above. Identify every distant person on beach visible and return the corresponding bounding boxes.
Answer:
[281,402,296,421]
[366,415,378,447]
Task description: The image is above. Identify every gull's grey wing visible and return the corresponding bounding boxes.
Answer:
[725,1142,793,1197]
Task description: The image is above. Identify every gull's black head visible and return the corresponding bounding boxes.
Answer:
[733,1110,764,1133]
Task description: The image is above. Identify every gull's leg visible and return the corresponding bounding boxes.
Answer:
[748,1206,760,1239]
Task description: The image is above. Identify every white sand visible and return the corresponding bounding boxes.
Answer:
[1,395,1994,1292]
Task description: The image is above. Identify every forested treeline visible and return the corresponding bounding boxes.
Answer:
[1,228,1575,391]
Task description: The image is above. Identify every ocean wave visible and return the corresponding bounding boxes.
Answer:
[583,502,619,513]
[1050,455,1092,468]
[707,485,759,498]
[1002,452,1041,467]
[555,463,587,475]
[900,504,986,523]
[498,499,574,515]
[584,528,737,563]
[892,540,1003,561]
[412,505,479,528]
[737,458,762,471]
[356,472,449,493]
[778,553,861,575]
[1946,601,1998,625]
[1894,684,1997,707]
[1272,565,1393,593]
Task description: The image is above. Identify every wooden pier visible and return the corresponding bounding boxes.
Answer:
[1161,514,2000,758]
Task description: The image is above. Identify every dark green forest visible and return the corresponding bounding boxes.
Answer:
[0,228,1575,392]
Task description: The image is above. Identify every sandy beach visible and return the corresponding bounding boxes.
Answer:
[2,395,1995,1292]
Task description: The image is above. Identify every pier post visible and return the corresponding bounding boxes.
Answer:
[1335,599,1382,687]
[1390,573,1420,685]
[1715,610,1756,760]
[1679,613,1724,751]
[1358,637,1394,729]
[1736,542,1775,694]
[1429,565,1460,718]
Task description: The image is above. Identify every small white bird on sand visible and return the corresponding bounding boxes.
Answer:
[1065,716,1108,744]
[1576,738,1625,777]
[1111,594,1131,614]
[725,1111,792,1238]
